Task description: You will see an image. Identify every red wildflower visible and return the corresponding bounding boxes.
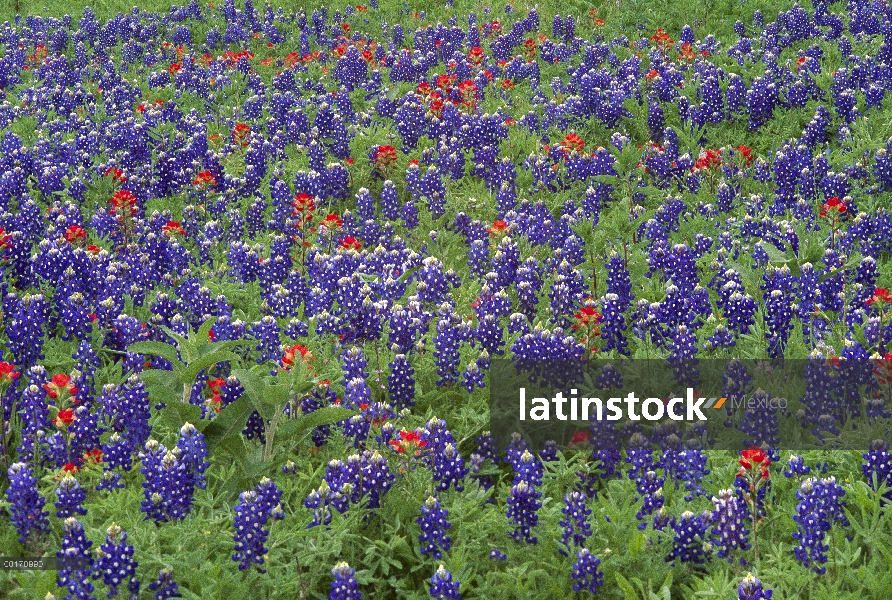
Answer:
[568,429,591,448]
[372,145,398,168]
[83,448,103,465]
[866,288,892,306]
[232,122,251,147]
[819,196,846,218]
[572,305,603,330]
[282,344,312,368]
[339,236,362,251]
[293,192,316,214]
[320,213,344,231]
[735,145,753,165]
[0,362,20,382]
[488,220,509,236]
[62,463,79,473]
[43,373,78,400]
[738,447,771,480]
[388,429,428,455]
[162,221,186,236]
[64,225,87,243]
[104,167,126,182]
[561,133,585,153]
[110,189,137,211]
[55,408,75,427]
[192,170,216,187]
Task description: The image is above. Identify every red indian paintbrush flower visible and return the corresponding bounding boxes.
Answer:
[339,236,362,251]
[738,447,771,480]
[43,374,78,399]
[0,362,20,382]
[54,408,75,427]
[293,193,316,214]
[192,171,216,187]
[866,288,892,306]
[819,196,846,217]
[372,145,398,168]
[162,221,186,236]
[281,344,312,369]
[388,429,428,455]
[64,225,86,243]
[561,133,585,153]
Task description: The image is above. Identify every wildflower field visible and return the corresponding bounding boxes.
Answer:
[1,0,892,598]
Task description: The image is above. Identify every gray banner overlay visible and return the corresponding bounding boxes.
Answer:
[489,359,892,452]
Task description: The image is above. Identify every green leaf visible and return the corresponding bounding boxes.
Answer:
[629,531,646,557]
[231,368,267,414]
[127,342,183,369]
[275,407,355,442]
[590,174,620,185]
[615,573,640,600]
[262,382,291,419]
[159,326,198,363]
[138,368,179,389]
[197,340,247,357]
[202,396,256,451]
[180,350,242,385]
[153,402,202,434]
[196,317,217,346]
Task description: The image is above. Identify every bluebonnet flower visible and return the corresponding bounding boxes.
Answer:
[6,462,50,544]
[361,450,395,508]
[863,439,892,499]
[330,562,361,600]
[388,354,415,408]
[513,450,543,486]
[736,573,773,599]
[666,510,710,564]
[560,491,592,553]
[711,488,750,560]
[55,473,88,518]
[232,490,273,573]
[94,523,139,598]
[57,517,95,600]
[571,549,604,594]
[424,418,468,492]
[490,549,507,561]
[792,476,849,573]
[138,441,194,522]
[148,569,182,599]
[418,496,451,559]
[429,565,461,600]
[738,389,779,451]
[507,480,541,544]
[785,455,811,478]
[176,422,208,490]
